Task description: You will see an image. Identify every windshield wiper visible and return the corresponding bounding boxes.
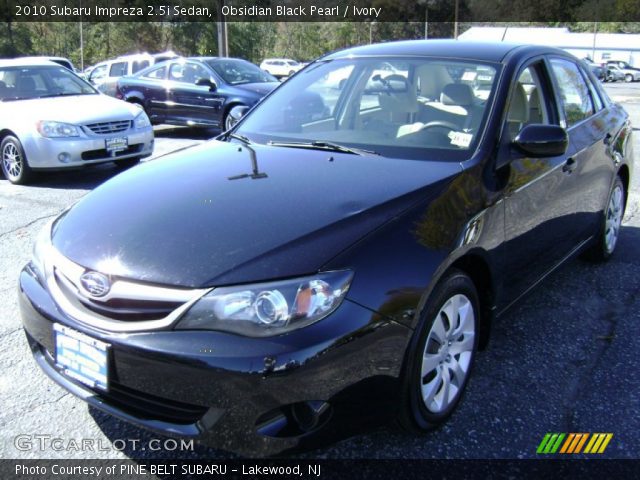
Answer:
[267,140,379,156]
[223,132,252,146]
[37,93,86,99]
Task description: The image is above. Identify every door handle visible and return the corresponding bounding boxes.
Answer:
[562,157,576,173]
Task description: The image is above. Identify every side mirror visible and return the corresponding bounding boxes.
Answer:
[512,124,568,158]
[195,77,217,91]
[228,105,250,128]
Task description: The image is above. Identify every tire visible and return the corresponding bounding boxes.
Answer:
[584,176,625,262]
[223,108,240,131]
[1,135,33,185]
[398,269,479,432]
[113,157,141,170]
[625,74,633,83]
[288,70,295,76]
[128,99,154,124]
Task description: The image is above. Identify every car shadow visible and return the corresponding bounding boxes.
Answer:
[19,163,128,191]
[153,125,220,140]
[88,406,235,460]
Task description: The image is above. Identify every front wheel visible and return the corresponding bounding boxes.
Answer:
[625,73,633,83]
[1,135,33,185]
[584,176,625,261]
[398,269,479,431]
[223,108,241,131]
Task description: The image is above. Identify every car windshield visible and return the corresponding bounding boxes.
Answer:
[205,59,276,85]
[235,57,499,160]
[0,65,97,101]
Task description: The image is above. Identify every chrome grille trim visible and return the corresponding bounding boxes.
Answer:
[44,247,210,332]
[84,120,132,135]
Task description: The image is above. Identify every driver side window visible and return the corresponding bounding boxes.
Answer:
[506,64,550,141]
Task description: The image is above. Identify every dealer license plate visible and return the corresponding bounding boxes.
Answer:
[54,324,109,391]
[105,136,128,154]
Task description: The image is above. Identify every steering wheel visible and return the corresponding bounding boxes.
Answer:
[373,73,409,94]
[419,120,460,133]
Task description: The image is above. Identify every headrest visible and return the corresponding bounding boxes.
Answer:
[417,64,453,99]
[19,76,36,92]
[508,83,529,123]
[378,76,418,114]
[441,83,473,106]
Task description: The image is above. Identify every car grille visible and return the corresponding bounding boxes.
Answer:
[101,382,209,425]
[84,120,132,135]
[81,144,143,161]
[45,248,209,332]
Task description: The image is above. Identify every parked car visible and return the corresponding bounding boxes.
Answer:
[0,58,154,184]
[260,58,304,78]
[114,57,279,130]
[581,60,605,82]
[19,41,632,456]
[87,53,154,88]
[19,56,75,72]
[605,65,626,83]
[605,61,640,82]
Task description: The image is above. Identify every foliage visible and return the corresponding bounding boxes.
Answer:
[2,21,640,69]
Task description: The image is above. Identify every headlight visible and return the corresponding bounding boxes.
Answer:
[134,112,151,129]
[176,270,353,337]
[37,121,80,138]
[32,219,54,279]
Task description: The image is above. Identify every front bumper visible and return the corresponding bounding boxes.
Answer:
[19,265,412,456]
[21,127,154,170]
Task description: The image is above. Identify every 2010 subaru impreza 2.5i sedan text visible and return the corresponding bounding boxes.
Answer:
[19,41,633,456]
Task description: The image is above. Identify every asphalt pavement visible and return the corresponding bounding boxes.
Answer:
[0,84,638,462]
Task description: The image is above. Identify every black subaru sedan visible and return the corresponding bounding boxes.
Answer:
[19,41,633,456]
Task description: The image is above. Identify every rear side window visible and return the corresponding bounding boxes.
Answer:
[132,60,150,74]
[549,58,595,127]
[168,63,184,82]
[89,64,107,82]
[582,68,604,111]
[109,62,127,77]
[143,66,166,80]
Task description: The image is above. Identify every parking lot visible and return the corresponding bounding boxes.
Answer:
[1,82,639,461]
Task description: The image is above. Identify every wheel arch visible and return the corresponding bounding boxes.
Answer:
[408,249,496,351]
[617,163,630,212]
[0,128,18,143]
[449,253,495,351]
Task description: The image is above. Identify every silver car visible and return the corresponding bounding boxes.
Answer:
[0,58,154,185]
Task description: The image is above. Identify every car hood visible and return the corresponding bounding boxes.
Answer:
[232,82,279,96]
[8,94,141,124]
[52,141,461,288]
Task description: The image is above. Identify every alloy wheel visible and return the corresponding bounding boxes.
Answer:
[2,141,23,181]
[420,293,475,414]
[224,113,236,131]
[605,184,624,254]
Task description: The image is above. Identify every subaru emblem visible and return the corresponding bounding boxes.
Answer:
[79,271,111,298]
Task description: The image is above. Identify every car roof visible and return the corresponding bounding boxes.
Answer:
[0,58,60,67]
[322,40,568,64]
[187,57,251,64]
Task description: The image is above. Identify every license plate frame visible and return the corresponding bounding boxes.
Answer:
[54,324,110,391]
[105,136,128,154]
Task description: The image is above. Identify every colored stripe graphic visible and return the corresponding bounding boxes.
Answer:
[538,433,613,454]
